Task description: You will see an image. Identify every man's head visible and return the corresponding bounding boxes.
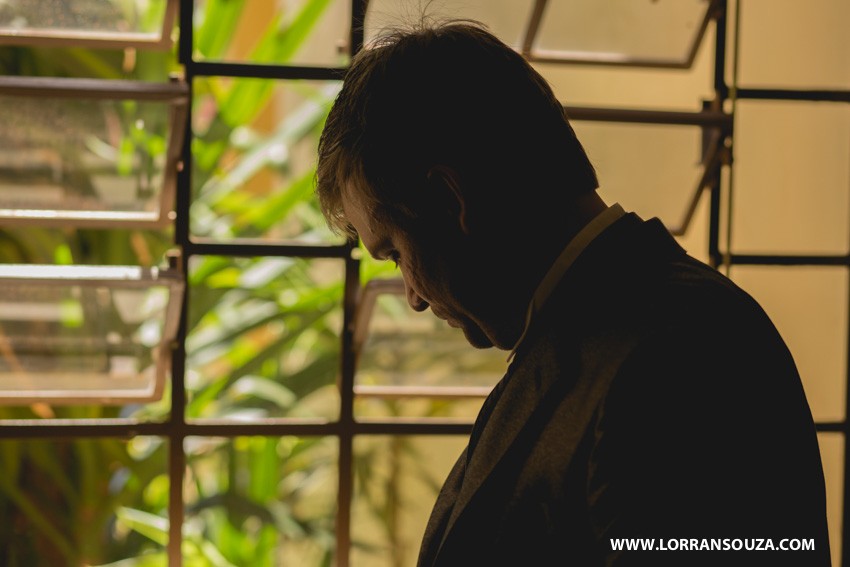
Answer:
[316,21,600,349]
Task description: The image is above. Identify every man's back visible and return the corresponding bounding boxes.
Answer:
[419,214,830,566]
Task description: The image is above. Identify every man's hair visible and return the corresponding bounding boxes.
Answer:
[316,21,599,238]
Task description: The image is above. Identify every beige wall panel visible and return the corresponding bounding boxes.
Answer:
[731,101,850,255]
[730,266,848,422]
[737,0,850,89]
[674,187,712,266]
[366,0,716,110]
[577,121,705,227]
[537,0,710,63]
[818,432,844,567]
[538,25,715,110]
[365,0,534,49]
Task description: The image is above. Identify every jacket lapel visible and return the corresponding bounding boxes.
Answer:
[434,337,579,556]
[417,448,468,566]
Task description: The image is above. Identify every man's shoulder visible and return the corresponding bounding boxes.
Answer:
[521,238,791,396]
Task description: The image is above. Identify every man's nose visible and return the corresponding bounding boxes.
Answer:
[404,279,429,312]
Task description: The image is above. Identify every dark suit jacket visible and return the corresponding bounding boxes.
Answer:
[418,214,831,566]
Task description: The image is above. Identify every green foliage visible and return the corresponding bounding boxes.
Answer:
[0,0,346,564]
[0,1,453,565]
[0,437,168,565]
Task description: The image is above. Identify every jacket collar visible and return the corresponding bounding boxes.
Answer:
[507,204,626,363]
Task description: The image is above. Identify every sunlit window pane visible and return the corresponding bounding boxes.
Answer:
[352,435,466,567]
[737,0,850,90]
[536,25,715,110]
[193,0,350,66]
[0,264,182,405]
[535,0,712,66]
[729,266,848,423]
[673,188,712,266]
[365,0,534,50]
[184,436,337,565]
[191,77,342,243]
[731,101,850,255]
[0,77,187,228]
[818,433,844,566]
[575,121,706,232]
[0,0,176,49]
[186,256,342,421]
[0,437,168,565]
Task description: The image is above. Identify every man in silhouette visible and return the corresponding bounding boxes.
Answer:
[316,22,830,567]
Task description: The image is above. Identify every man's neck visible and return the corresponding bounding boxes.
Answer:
[553,191,609,252]
[492,191,610,349]
[525,190,609,289]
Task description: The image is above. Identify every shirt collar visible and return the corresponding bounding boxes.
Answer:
[507,203,626,362]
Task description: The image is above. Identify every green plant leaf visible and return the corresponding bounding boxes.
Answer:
[90,551,168,567]
[220,0,337,125]
[227,375,297,410]
[237,170,316,232]
[195,0,247,59]
[252,0,335,64]
[202,86,338,204]
[247,437,280,502]
[116,507,169,546]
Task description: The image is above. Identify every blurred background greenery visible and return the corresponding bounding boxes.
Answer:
[0,1,503,565]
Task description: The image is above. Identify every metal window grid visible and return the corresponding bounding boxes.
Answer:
[1,1,848,565]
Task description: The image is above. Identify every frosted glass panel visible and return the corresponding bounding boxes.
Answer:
[0,88,182,227]
[729,266,847,422]
[536,0,712,65]
[193,0,350,66]
[738,0,850,89]
[365,0,534,50]
[366,1,715,108]
[818,433,843,567]
[0,264,181,404]
[0,0,173,47]
[575,121,705,231]
[537,25,715,110]
[731,101,850,255]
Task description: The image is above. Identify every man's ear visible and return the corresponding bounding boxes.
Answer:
[426,165,470,234]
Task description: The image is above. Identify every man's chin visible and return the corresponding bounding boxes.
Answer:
[460,324,495,349]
